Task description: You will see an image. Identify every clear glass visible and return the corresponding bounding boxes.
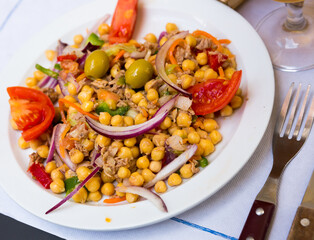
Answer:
[256,1,314,72]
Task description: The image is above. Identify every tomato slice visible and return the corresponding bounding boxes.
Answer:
[109,0,138,44]
[7,87,55,141]
[57,54,77,62]
[207,52,228,72]
[188,70,242,115]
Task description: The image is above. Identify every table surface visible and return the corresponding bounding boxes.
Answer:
[0,0,314,239]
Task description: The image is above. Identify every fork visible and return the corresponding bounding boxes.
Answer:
[239,83,314,240]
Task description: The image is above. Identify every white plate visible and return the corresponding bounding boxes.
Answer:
[0,0,274,231]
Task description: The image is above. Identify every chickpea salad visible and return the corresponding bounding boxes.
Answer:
[8,1,243,214]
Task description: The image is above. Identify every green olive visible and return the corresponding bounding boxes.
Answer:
[84,50,109,78]
[125,59,154,89]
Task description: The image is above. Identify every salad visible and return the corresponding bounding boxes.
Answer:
[8,0,243,213]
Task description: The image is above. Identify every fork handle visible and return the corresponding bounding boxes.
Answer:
[239,200,275,240]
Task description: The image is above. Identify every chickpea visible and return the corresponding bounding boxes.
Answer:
[88,131,97,140]
[126,193,139,203]
[168,124,179,135]
[144,80,156,92]
[37,145,49,158]
[196,52,208,65]
[180,74,194,89]
[152,134,167,147]
[199,139,215,156]
[132,92,144,104]
[67,82,77,96]
[149,108,158,116]
[136,156,150,169]
[82,139,94,152]
[172,129,187,139]
[33,70,45,81]
[168,173,182,186]
[117,147,133,159]
[86,176,101,192]
[99,112,112,125]
[224,67,235,80]
[110,115,123,126]
[144,33,157,43]
[194,69,205,80]
[111,140,124,150]
[177,112,192,127]
[101,183,115,196]
[76,166,92,181]
[203,119,219,133]
[138,99,148,108]
[182,60,196,72]
[168,74,177,83]
[196,128,208,139]
[117,167,131,179]
[142,169,155,183]
[139,138,154,155]
[30,139,42,151]
[106,99,117,110]
[236,88,242,96]
[45,50,56,61]
[220,105,233,117]
[98,23,110,35]
[159,36,168,46]
[149,160,162,173]
[230,95,243,109]
[70,149,84,164]
[73,34,84,45]
[209,130,222,145]
[115,183,126,197]
[101,170,115,183]
[204,68,218,80]
[131,146,140,158]
[81,101,94,112]
[65,170,76,179]
[64,95,77,104]
[25,77,37,87]
[188,132,201,144]
[151,147,165,161]
[185,34,196,47]
[51,169,64,181]
[160,117,172,130]
[195,143,204,156]
[166,22,178,33]
[123,116,134,126]
[180,164,193,178]
[147,88,159,102]
[50,179,65,194]
[129,172,144,186]
[45,161,57,174]
[110,64,120,78]
[96,135,111,147]
[88,191,102,202]
[154,181,167,193]
[72,187,88,203]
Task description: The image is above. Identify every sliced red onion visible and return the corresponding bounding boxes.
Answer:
[54,124,77,171]
[45,167,100,214]
[46,125,58,163]
[56,40,68,56]
[57,77,70,96]
[156,31,191,97]
[144,144,197,188]
[38,76,52,88]
[116,186,168,212]
[82,42,99,54]
[158,31,167,46]
[162,144,178,167]
[77,53,87,69]
[175,96,192,111]
[144,49,152,61]
[53,153,63,168]
[94,156,103,168]
[67,73,79,91]
[85,95,179,139]
[130,49,147,59]
[90,146,101,167]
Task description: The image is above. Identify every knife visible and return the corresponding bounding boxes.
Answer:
[287,170,314,240]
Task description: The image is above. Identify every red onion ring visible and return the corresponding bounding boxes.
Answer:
[156,31,191,97]
[144,144,197,188]
[116,186,168,212]
[46,125,58,163]
[85,95,179,139]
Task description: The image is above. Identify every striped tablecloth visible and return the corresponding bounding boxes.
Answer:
[1,0,314,239]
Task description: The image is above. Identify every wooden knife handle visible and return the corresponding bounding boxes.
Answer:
[287,206,314,240]
[239,200,275,240]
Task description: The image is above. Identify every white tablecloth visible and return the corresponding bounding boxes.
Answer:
[1,0,314,239]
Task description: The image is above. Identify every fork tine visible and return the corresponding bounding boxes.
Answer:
[301,96,314,139]
[285,83,301,136]
[293,85,311,137]
[277,83,294,134]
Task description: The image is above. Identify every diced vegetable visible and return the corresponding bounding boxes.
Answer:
[95,102,129,116]
[28,163,53,189]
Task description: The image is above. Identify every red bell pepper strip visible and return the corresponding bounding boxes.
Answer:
[57,54,77,62]
[109,0,138,44]
[28,163,53,189]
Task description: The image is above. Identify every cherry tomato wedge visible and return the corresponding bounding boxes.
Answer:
[57,54,77,62]
[188,70,242,115]
[109,0,138,44]
[7,87,55,141]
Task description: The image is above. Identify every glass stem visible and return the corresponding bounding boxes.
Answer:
[284,2,307,31]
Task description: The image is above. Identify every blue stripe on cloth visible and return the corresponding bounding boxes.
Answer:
[0,0,23,32]
[171,217,238,240]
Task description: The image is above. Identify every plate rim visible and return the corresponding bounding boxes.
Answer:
[0,0,274,231]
